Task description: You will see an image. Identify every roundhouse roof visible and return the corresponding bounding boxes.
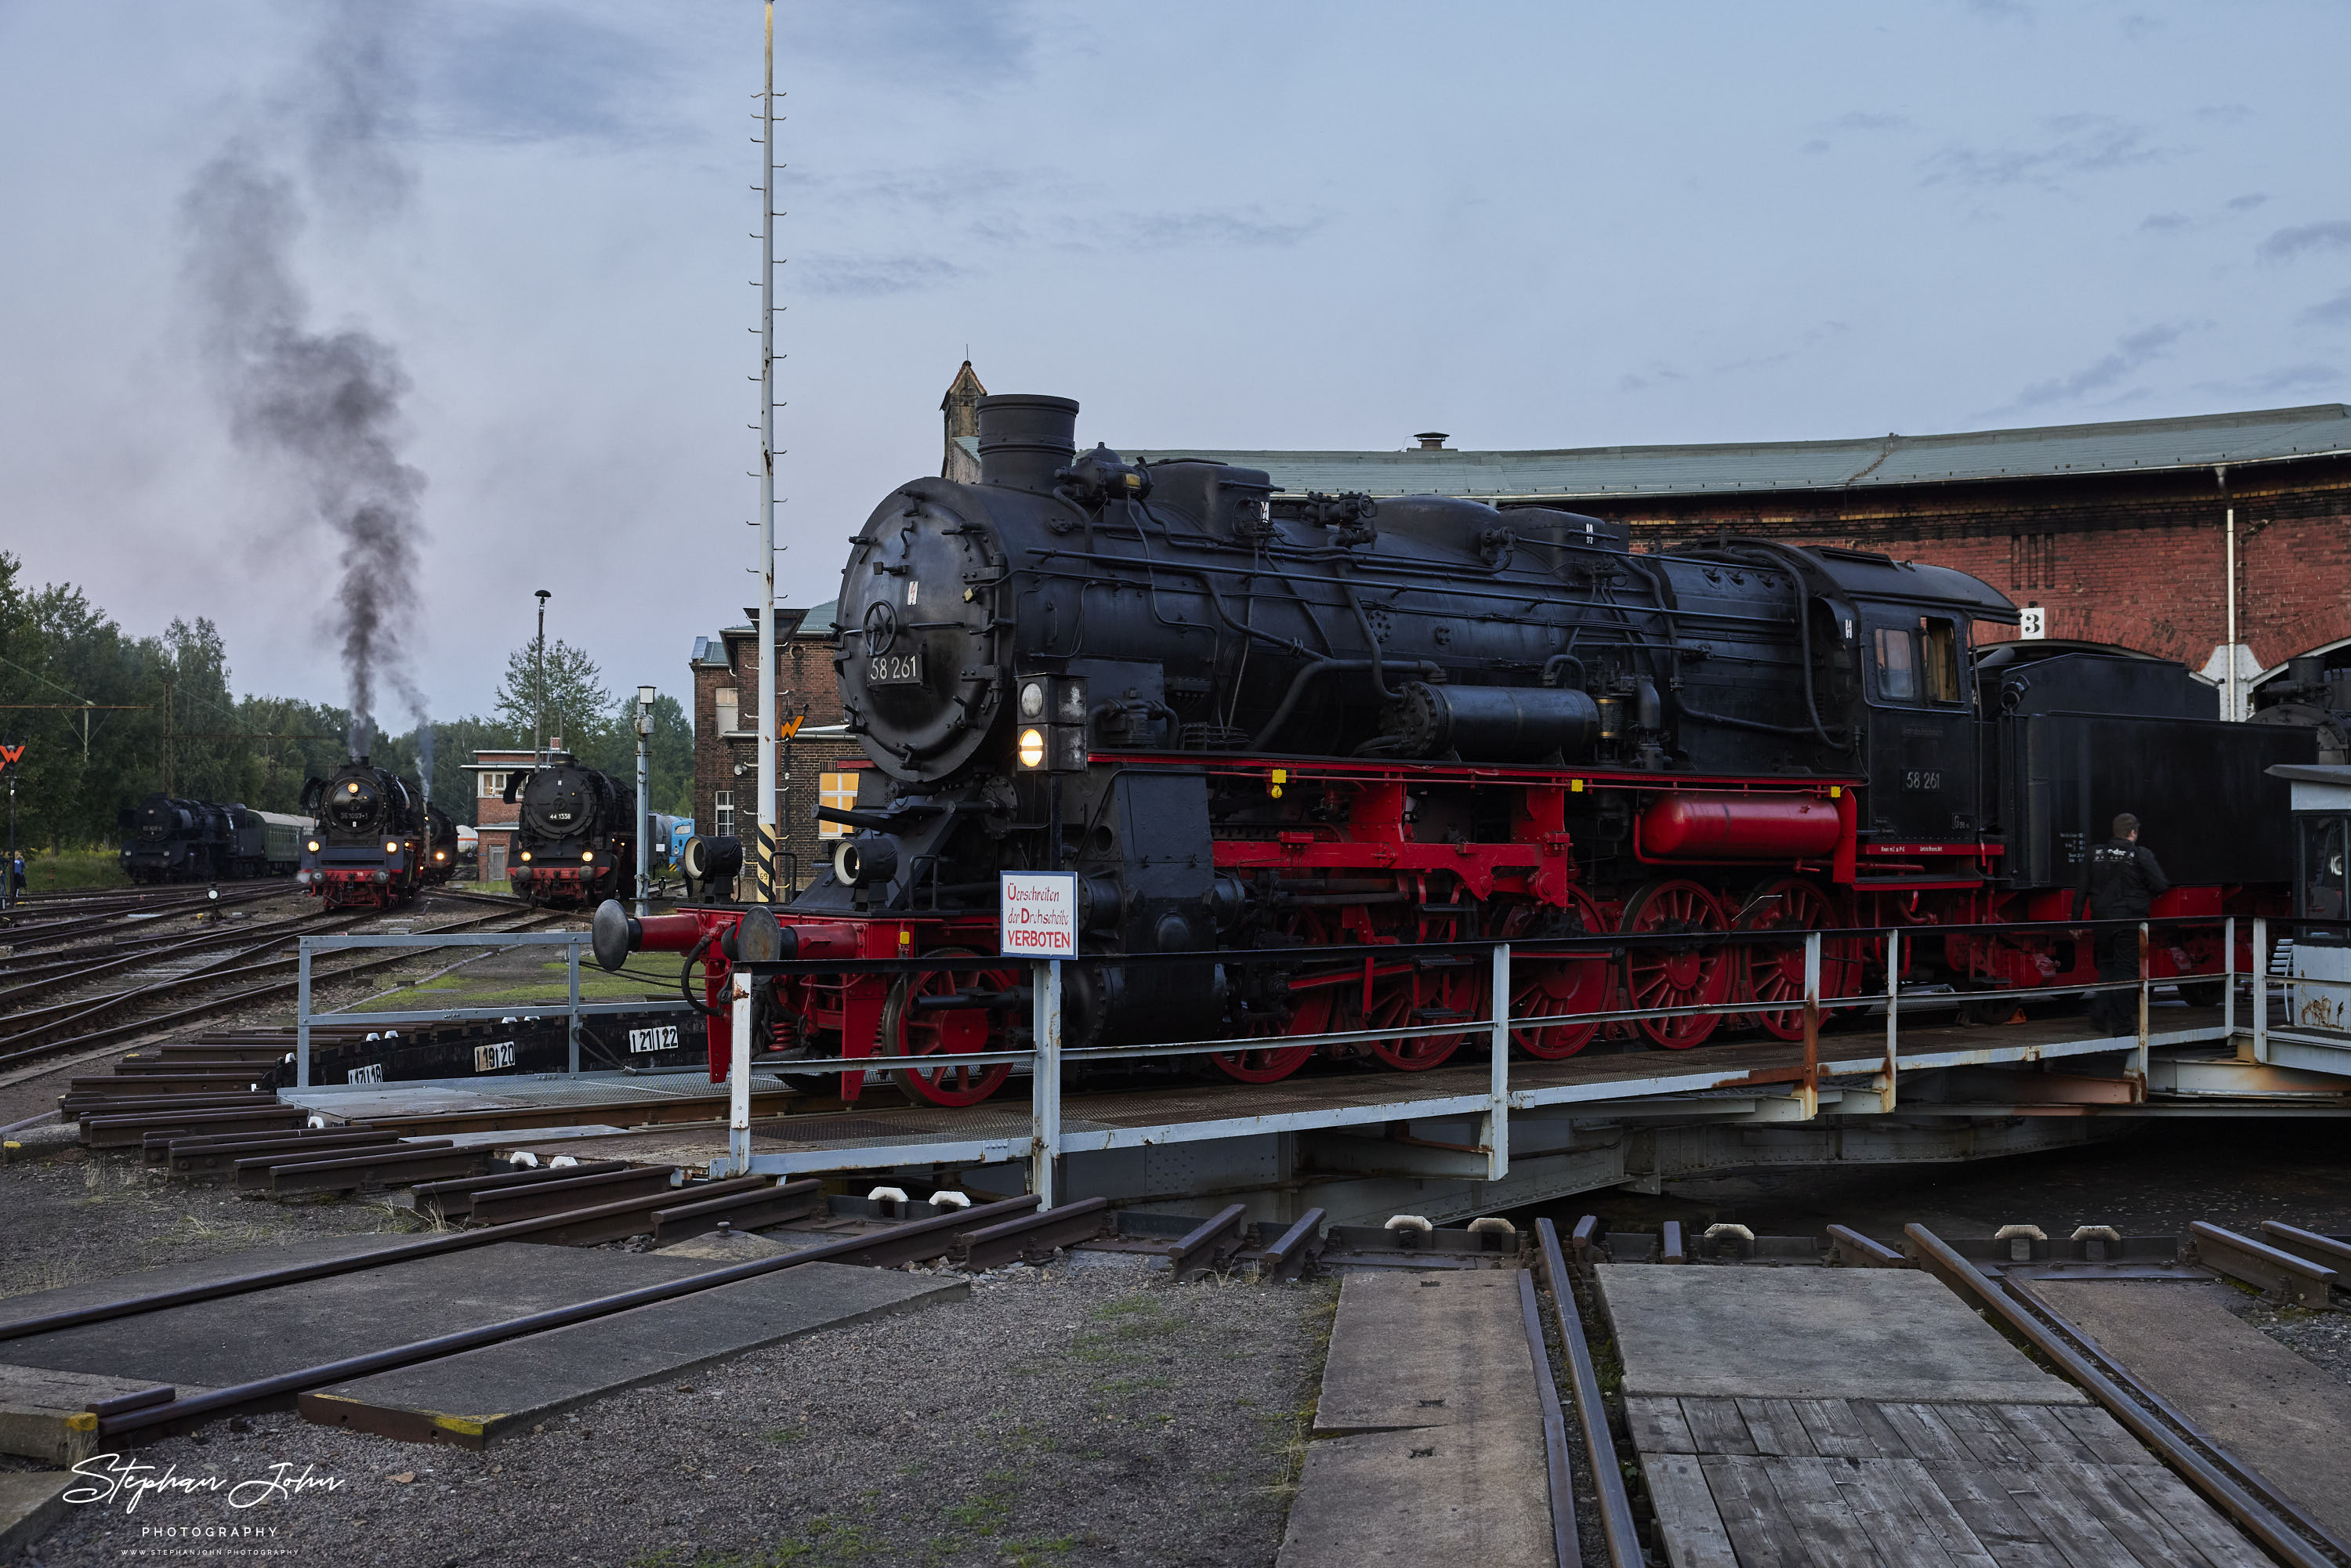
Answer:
[1108,403,2351,502]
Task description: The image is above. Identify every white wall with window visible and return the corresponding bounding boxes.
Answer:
[713,789,734,838]
[479,771,509,798]
[714,686,740,735]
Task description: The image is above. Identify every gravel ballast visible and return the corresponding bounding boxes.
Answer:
[4,1237,1334,1568]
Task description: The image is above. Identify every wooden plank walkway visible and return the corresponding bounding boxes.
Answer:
[1628,1396,2269,1568]
[1597,1266,2273,1568]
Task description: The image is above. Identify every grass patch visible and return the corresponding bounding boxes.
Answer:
[762,1427,807,1444]
[1002,1540,1076,1566]
[22,849,130,892]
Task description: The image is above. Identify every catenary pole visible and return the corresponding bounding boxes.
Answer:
[755,0,781,902]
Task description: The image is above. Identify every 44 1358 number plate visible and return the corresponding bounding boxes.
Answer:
[867,652,925,686]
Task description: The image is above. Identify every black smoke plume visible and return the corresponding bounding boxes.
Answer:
[179,5,427,761]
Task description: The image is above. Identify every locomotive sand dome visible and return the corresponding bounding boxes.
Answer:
[606,392,2322,1109]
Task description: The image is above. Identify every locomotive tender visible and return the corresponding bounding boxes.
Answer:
[599,393,2318,1107]
[118,794,313,883]
[504,757,637,910]
[296,760,438,909]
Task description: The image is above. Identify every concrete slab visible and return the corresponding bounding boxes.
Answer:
[1596,1265,2087,1405]
[0,1235,415,1333]
[303,1261,965,1447]
[0,1364,215,1463]
[0,1244,732,1390]
[654,1229,797,1262]
[0,1472,73,1562]
[1313,1272,1536,1434]
[1277,1424,1554,1568]
[2034,1279,2351,1543]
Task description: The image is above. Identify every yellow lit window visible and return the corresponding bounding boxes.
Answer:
[817,773,860,838]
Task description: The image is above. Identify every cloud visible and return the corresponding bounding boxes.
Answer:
[2118,13,2161,40]
[2189,363,2342,397]
[2226,194,2268,212]
[797,2,1038,89]
[2001,323,2193,411]
[1831,111,1910,132]
[2302,290,2351,328]
[794,254,967,297]
[1715,321,1851,375]
[2193,103,2251,125]
[1617,363,1687,393]
[1962,0,2033,20]
[422,8,681,145]
[1922,114,2175,188]
[2260,221,2351,261]
[2140,212,2190,234]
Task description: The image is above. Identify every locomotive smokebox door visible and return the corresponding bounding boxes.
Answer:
[837,486,1012,784]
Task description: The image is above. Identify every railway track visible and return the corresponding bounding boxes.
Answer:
[0,901,573,1074]
[0,882,292,946]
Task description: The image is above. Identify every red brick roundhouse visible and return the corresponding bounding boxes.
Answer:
[690,603,860,891]
[1129,402,2351,711]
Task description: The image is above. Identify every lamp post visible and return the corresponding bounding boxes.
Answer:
[634,685,655,916]
[533,589,552,762]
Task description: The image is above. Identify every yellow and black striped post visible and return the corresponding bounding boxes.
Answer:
[754,822,779,902]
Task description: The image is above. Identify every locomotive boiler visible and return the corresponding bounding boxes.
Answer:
[296,760,432,908]
[505,758,636,909]
[599,393,2318,1107]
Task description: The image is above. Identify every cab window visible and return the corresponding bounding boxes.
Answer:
[1871,626,1916,701]
[1921,617,1962,704]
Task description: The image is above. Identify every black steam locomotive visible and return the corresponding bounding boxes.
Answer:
[600,393,2324,1107]
[118,795,313,883]
[505,757,636,909]
[296,760,438,909]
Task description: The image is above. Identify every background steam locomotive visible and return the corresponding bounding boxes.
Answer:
[503,757,638,910]
[296,760,453,908]
[600,392,2329,1108]
[118,794,314,883]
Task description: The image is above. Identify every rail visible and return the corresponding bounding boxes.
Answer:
[292,931,693,1088]
[712,911,2272,1198]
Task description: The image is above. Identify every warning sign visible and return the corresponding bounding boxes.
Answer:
[999,871,1078,958]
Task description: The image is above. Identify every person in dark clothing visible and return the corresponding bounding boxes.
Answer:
[2085,812,2168,1034]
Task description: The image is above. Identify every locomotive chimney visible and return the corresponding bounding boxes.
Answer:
[976,394,1079,494]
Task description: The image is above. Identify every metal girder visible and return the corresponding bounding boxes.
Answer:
[1259,1208,1327,1283]
[650,1180,826,1244]
[469,1166,683,1225]
[1168,1204,1250,1281]
[953,1197,1112,1269]
[2189,1220,2338,1307]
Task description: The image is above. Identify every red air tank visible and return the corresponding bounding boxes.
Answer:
[1639,793,1842,859]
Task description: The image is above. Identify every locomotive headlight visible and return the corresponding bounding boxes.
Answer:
[435,851,447,862]
[581,850,593,863]
[520,851,532,863]
[346,782,360,794]
[1020,681,1046,719]
[306,840,320,853]
[385,841,400,854]
[1017,727,1046,770]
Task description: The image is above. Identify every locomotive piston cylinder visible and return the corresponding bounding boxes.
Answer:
[1383,681,1600,762]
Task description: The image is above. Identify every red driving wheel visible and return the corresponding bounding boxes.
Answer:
[879,947,1017,1107]
[1734,878,1865,1041]
[1618,880,1732,1049]
[1492,889,1613,1060]
[1213,911,1339,1084]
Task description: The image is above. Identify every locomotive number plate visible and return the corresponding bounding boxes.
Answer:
[628,1024,679,1055]
[867,652,926,686]
[473,1040,516,1073]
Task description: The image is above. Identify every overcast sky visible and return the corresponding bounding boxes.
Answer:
[4,1,2349,723]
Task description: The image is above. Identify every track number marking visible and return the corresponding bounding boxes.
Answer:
[473,1040,516,1072]
[345,1063,383,1085]
[628,1025,679,1055]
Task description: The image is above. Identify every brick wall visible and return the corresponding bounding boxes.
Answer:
[1607,458,2351,670]
[690,625,862,892]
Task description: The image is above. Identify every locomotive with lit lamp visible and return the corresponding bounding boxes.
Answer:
[593,392,2324,1109]
[503,756,638,909]
[296,761,434,909]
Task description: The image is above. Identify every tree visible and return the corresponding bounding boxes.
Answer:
[492,638,611,756]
